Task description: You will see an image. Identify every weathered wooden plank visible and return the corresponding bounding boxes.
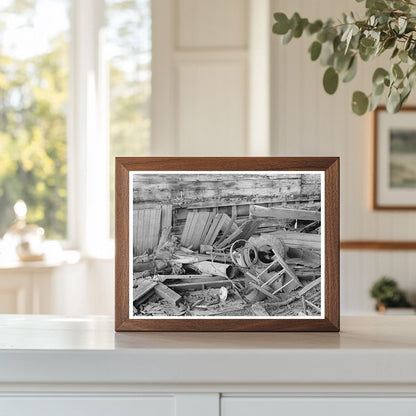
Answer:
[148,209,155,251]
[216,219,260,249]
[158,274,214,280]
[161,204,172,228]
[168,278,245,291]
[149,208,162,252]
[247,281,280,301]
[133,279,158,303]
[181,211,196,247]
[134,208,162,255]
[180,211,193,246]
[270,231,321,250]
[154,282,182,306]
[135,209,144,255]
[250,205,321,221]
[190,212,210,249]
[132,174,307,204]
[133,210,138,256]
[199,212,216,245]
[202,214,222,245]
[298,277,321,296]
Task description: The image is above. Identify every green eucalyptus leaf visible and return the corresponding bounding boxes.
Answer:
[399,49,408,63]
[352,91,369,115]
[360,37,375,48]
[398,17,407,34]
[273,13,290,34]
[320,40,335,66]
[366,0,388,10]
[293,18,308,37]
[393,63,404,79]
[374,82,385,95]
[383,37,396,50]
[323,67,339,94]
[334,52,352,72]
[317,29,328,43]
[391,47,399,59]
[393,0,409,11]
[282,29,293,44]
[387,87,401,112]
[369,92,383,111]
[307,20,323,35]
[359,44,375,61]
[309,41,322,61]
[342,56,358,82]
[372,67,389,85]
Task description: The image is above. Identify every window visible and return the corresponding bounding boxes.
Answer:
[106,0,151,237]
[0,0,151,251]
[0,0,70,239]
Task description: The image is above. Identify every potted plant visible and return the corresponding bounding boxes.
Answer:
[369,276,414,313]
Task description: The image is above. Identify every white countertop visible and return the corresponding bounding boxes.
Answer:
[0,315,415,386]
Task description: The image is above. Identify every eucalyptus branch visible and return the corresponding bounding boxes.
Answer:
[272,0,416,115]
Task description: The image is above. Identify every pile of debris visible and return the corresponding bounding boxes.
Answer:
[132,205,322,317]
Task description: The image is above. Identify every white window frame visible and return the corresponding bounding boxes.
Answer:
[67,0,111,258]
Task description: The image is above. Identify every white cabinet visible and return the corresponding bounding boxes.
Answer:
[221,397,416,416]
[1,396,175,416]
[0,316,416,416]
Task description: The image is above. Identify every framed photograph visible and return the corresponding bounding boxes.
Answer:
[115,157,339,331]
[373,106,416,209]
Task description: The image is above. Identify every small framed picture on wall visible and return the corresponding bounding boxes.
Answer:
[374,106,416,209]
[115,157,339,332]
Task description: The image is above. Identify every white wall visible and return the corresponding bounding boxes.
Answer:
[58,0,416,316]
[152,0,252,156]
[271,0,416,313]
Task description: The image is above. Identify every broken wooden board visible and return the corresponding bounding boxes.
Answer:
[270,231,321,250]
[247,281,281,301]
[202,213,229,246]
[154,282,182,306]
[133,207,162,256]
[286,247,321,267]
[298,277,321,296]
[156,274,214,280]
[133,279,158,303]
[168,278,245,291]
[251,303,269,316]
[216,219,262,249]
[250,205,321,221]
[181,211,215,249]
[161,204,173,229]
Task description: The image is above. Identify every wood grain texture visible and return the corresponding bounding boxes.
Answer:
[115,157,339,332]
[340,240,416,250]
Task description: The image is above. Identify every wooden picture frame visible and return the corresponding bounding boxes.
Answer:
[115,157,339,332]
[373,106,416,210]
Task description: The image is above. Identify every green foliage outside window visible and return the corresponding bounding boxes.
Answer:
[0,1,69,238]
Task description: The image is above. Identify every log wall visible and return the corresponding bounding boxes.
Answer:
[133,173,320,207]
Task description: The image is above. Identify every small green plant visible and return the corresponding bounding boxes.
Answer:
[272,0,416,115]
[370,276,411,308]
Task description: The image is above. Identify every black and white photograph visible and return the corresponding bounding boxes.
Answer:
[129,172,324,319]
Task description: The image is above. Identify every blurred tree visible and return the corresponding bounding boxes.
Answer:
[0,0,69,238]
[0,0,151,239]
